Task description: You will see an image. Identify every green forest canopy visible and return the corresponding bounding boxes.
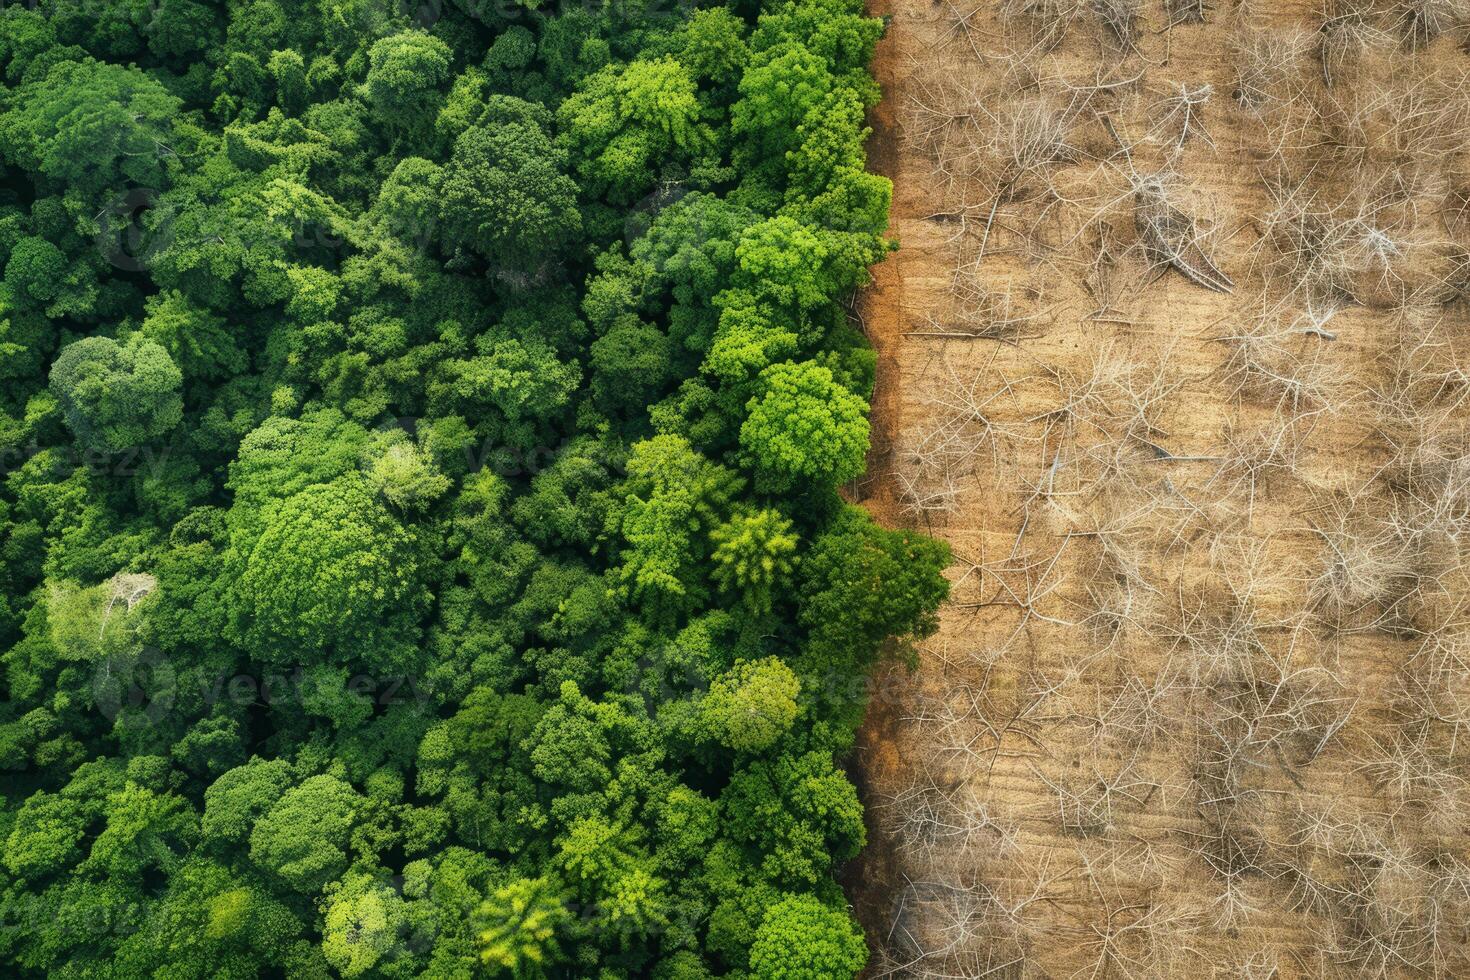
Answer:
[0,0,950,976]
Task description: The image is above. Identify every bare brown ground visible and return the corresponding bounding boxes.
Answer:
[850,1,1470,977]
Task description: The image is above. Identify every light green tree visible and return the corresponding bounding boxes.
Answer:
[45,571,156,663]
[748,893,867,979]
[477,877,570,977]
[559,58,711,202]
[676,8,749,85]
[322,872,411,977]
[709,507,798,613]
[740,361,869,492]
[734,216,831,311]
[367,436,450,512]
[700,657,800,752]
[731,42,830,164]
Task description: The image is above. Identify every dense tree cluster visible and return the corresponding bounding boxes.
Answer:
[0,0,949,976]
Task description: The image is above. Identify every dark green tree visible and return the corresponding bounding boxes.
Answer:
[436,98,582,268]
[360,31,453,138]
[49,335,183,453]
[798,503,950,681]
[248,774,364,895]
[0,57,180,203]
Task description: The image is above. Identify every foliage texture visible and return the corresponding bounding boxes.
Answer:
[0,0,949,976]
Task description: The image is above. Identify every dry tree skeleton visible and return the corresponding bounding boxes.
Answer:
[1214,311,1345,420]
[1319,0,1382,87]
[1151,82,1216,150]
[1232,27,1310,113]
[999,0,1084,51]
[1385,0,1470,50]
[1132,174,1235,292]
[1166,0,1210,27]
[1098,117,1235,293]
[1091,0,1141,51]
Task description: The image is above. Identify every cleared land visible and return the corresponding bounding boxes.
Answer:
[852,0,1470,976]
